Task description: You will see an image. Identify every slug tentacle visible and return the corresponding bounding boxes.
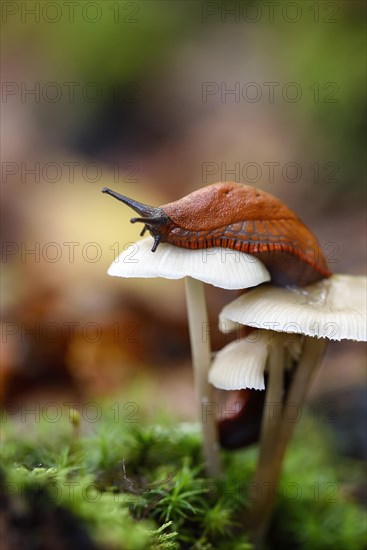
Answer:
[103,187,170,252]
[102,187,163,219]
[103,182,332,287]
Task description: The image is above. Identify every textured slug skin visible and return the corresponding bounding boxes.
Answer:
[160,182,331,287]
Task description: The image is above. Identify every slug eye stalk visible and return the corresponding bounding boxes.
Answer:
[102,187,160,218]
[102,187,168,252]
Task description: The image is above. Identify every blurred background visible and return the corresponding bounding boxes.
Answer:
[1,1,366,448]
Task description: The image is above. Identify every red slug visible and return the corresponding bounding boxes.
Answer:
[103,182,331,287]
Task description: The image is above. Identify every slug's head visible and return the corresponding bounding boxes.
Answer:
[102,187,169,252]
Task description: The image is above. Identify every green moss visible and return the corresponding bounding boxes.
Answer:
[1,406,365,549]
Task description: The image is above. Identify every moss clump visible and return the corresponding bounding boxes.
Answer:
[1,404,365,549]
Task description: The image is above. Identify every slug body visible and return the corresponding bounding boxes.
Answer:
[102,182,331,287]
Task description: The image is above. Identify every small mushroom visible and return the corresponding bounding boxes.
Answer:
[103,190,270,476]
[215,273,366,537]
[209,329,302,449]
[209,329,302,392]
[209,329,302,451]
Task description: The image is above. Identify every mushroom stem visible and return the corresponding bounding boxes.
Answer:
[247,336,327,541]
[184,277,222,477]
[257,334,285,460]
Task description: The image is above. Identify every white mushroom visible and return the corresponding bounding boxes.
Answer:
[108,237,270,476]
[209,329,302,392]
[214,273,366,537]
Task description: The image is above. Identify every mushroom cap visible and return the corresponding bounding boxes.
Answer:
[209,330,302,391]
[108,238,270,290]
[219,274,367,341]
[209,332,268,391]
